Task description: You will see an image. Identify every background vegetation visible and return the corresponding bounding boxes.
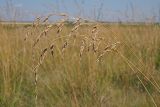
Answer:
[0,19,160,107]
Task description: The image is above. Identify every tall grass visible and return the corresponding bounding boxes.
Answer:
[0,18,160,107]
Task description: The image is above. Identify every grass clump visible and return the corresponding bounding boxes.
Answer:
[0,15,160,107]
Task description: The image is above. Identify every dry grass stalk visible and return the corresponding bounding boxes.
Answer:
[33,24,53,47]
[56,19,65,34]
[24,31,30,41]
[94,40,102,52]
[71,18,81,33]
[109,42,121,51]
[71,23,81,32]
[72,18,82,46]
[33,47,48,107]
[59,13,68,17]
[97,42,120,62]
[86,25,100,52]
[33,17,41,28]
[137,76,157,107]
[42,14,53,23]
[118,51,160,94]
[61,41,68,54]
[42,13,68,24]
[24,25,34,41]
[80,39,85,58]
[60,18,82,54]
[39,48,48,64]
[91,25,99,52]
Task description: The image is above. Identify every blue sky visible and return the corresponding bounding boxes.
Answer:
[0,0,160,22]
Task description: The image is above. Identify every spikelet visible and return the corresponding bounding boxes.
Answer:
[97,42,120,62]
[42,14,53,23]
[61,41,68,54]
[39,48,48,64]
[110,42,121,51]
[56,19,65,34]
[71,24,81,32]
[94,40,102,52]
[91,25,99,52]
[50,43,55,56]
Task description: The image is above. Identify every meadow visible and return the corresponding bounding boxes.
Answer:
[0,18,160,107]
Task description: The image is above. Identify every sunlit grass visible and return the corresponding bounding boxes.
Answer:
[0,22,160,107]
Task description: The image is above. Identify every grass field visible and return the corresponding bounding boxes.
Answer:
[0,20,160,107]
